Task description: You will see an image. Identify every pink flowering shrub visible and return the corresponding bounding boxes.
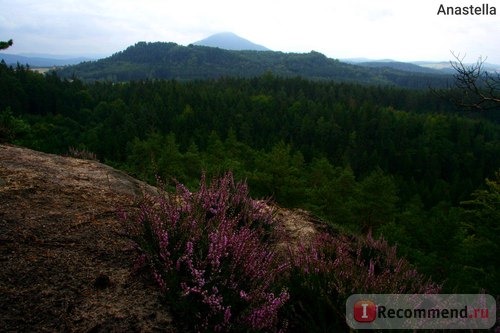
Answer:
[284,231,441,332]
[127,172,289,332]
[125,172,441,332]
[67,146,98,161]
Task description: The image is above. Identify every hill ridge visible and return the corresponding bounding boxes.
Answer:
[56,41,451,88]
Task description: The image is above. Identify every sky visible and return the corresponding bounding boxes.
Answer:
[1,0,499,63]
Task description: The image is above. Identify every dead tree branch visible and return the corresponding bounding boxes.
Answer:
[449,52,500,111]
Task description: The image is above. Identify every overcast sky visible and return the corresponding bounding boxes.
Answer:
[1,0,499,63]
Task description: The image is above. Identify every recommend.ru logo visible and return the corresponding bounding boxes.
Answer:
[346,294,496,330]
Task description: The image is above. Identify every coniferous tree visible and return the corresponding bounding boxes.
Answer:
[0,39,13,50]
[354,168,399,233]
[457,171,500,294]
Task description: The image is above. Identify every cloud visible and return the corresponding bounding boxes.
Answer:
[1,0,499,63]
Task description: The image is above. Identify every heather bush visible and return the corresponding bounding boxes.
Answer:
[284,231,441,332]
[127,172,289,332]
[126,172,441,332]
[67,146,98,161]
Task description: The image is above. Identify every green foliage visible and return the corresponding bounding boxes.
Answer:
[0,107,30,143]
[354,168,399,232]
[0,39,13,50]
[457,171,500,294]
[378,201,464,289]
[0,60,499,294]
[125,132,187,186]
[306,162,357,227]
[250,141,305,205]
[55,42,451,89]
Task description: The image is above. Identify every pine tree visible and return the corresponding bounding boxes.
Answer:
[0,39,13,50]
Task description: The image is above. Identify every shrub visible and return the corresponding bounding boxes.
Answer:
[285,231,441,332]
[67,146,98,161]
[0,107,30,143]
[126,172,289,332]
[125,172,440,332]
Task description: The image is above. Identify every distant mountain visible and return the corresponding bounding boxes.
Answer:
[192,32,270,51]
[0,53,95,67]
[414,61,500,74]
[56,41,452,88]
[345,58,500,75]
[355,61,444,74]
[344,58,449,74]
[342,57,373,63]
[411,61,456,74]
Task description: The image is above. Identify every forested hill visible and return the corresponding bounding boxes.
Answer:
[2,62,500,296]
[56,42,451,88]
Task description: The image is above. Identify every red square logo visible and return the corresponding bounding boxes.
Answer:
[354,300,377,322]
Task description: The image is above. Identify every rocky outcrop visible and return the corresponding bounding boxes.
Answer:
[0,144,172,332]
[0,144,325,332]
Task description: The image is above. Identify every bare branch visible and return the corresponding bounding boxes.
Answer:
[446,52,500,111]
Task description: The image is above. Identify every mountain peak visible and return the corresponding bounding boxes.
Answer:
[193,32,270,51]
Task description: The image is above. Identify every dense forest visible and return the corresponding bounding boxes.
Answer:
[1,61,499,298]
[56,42,452,89]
